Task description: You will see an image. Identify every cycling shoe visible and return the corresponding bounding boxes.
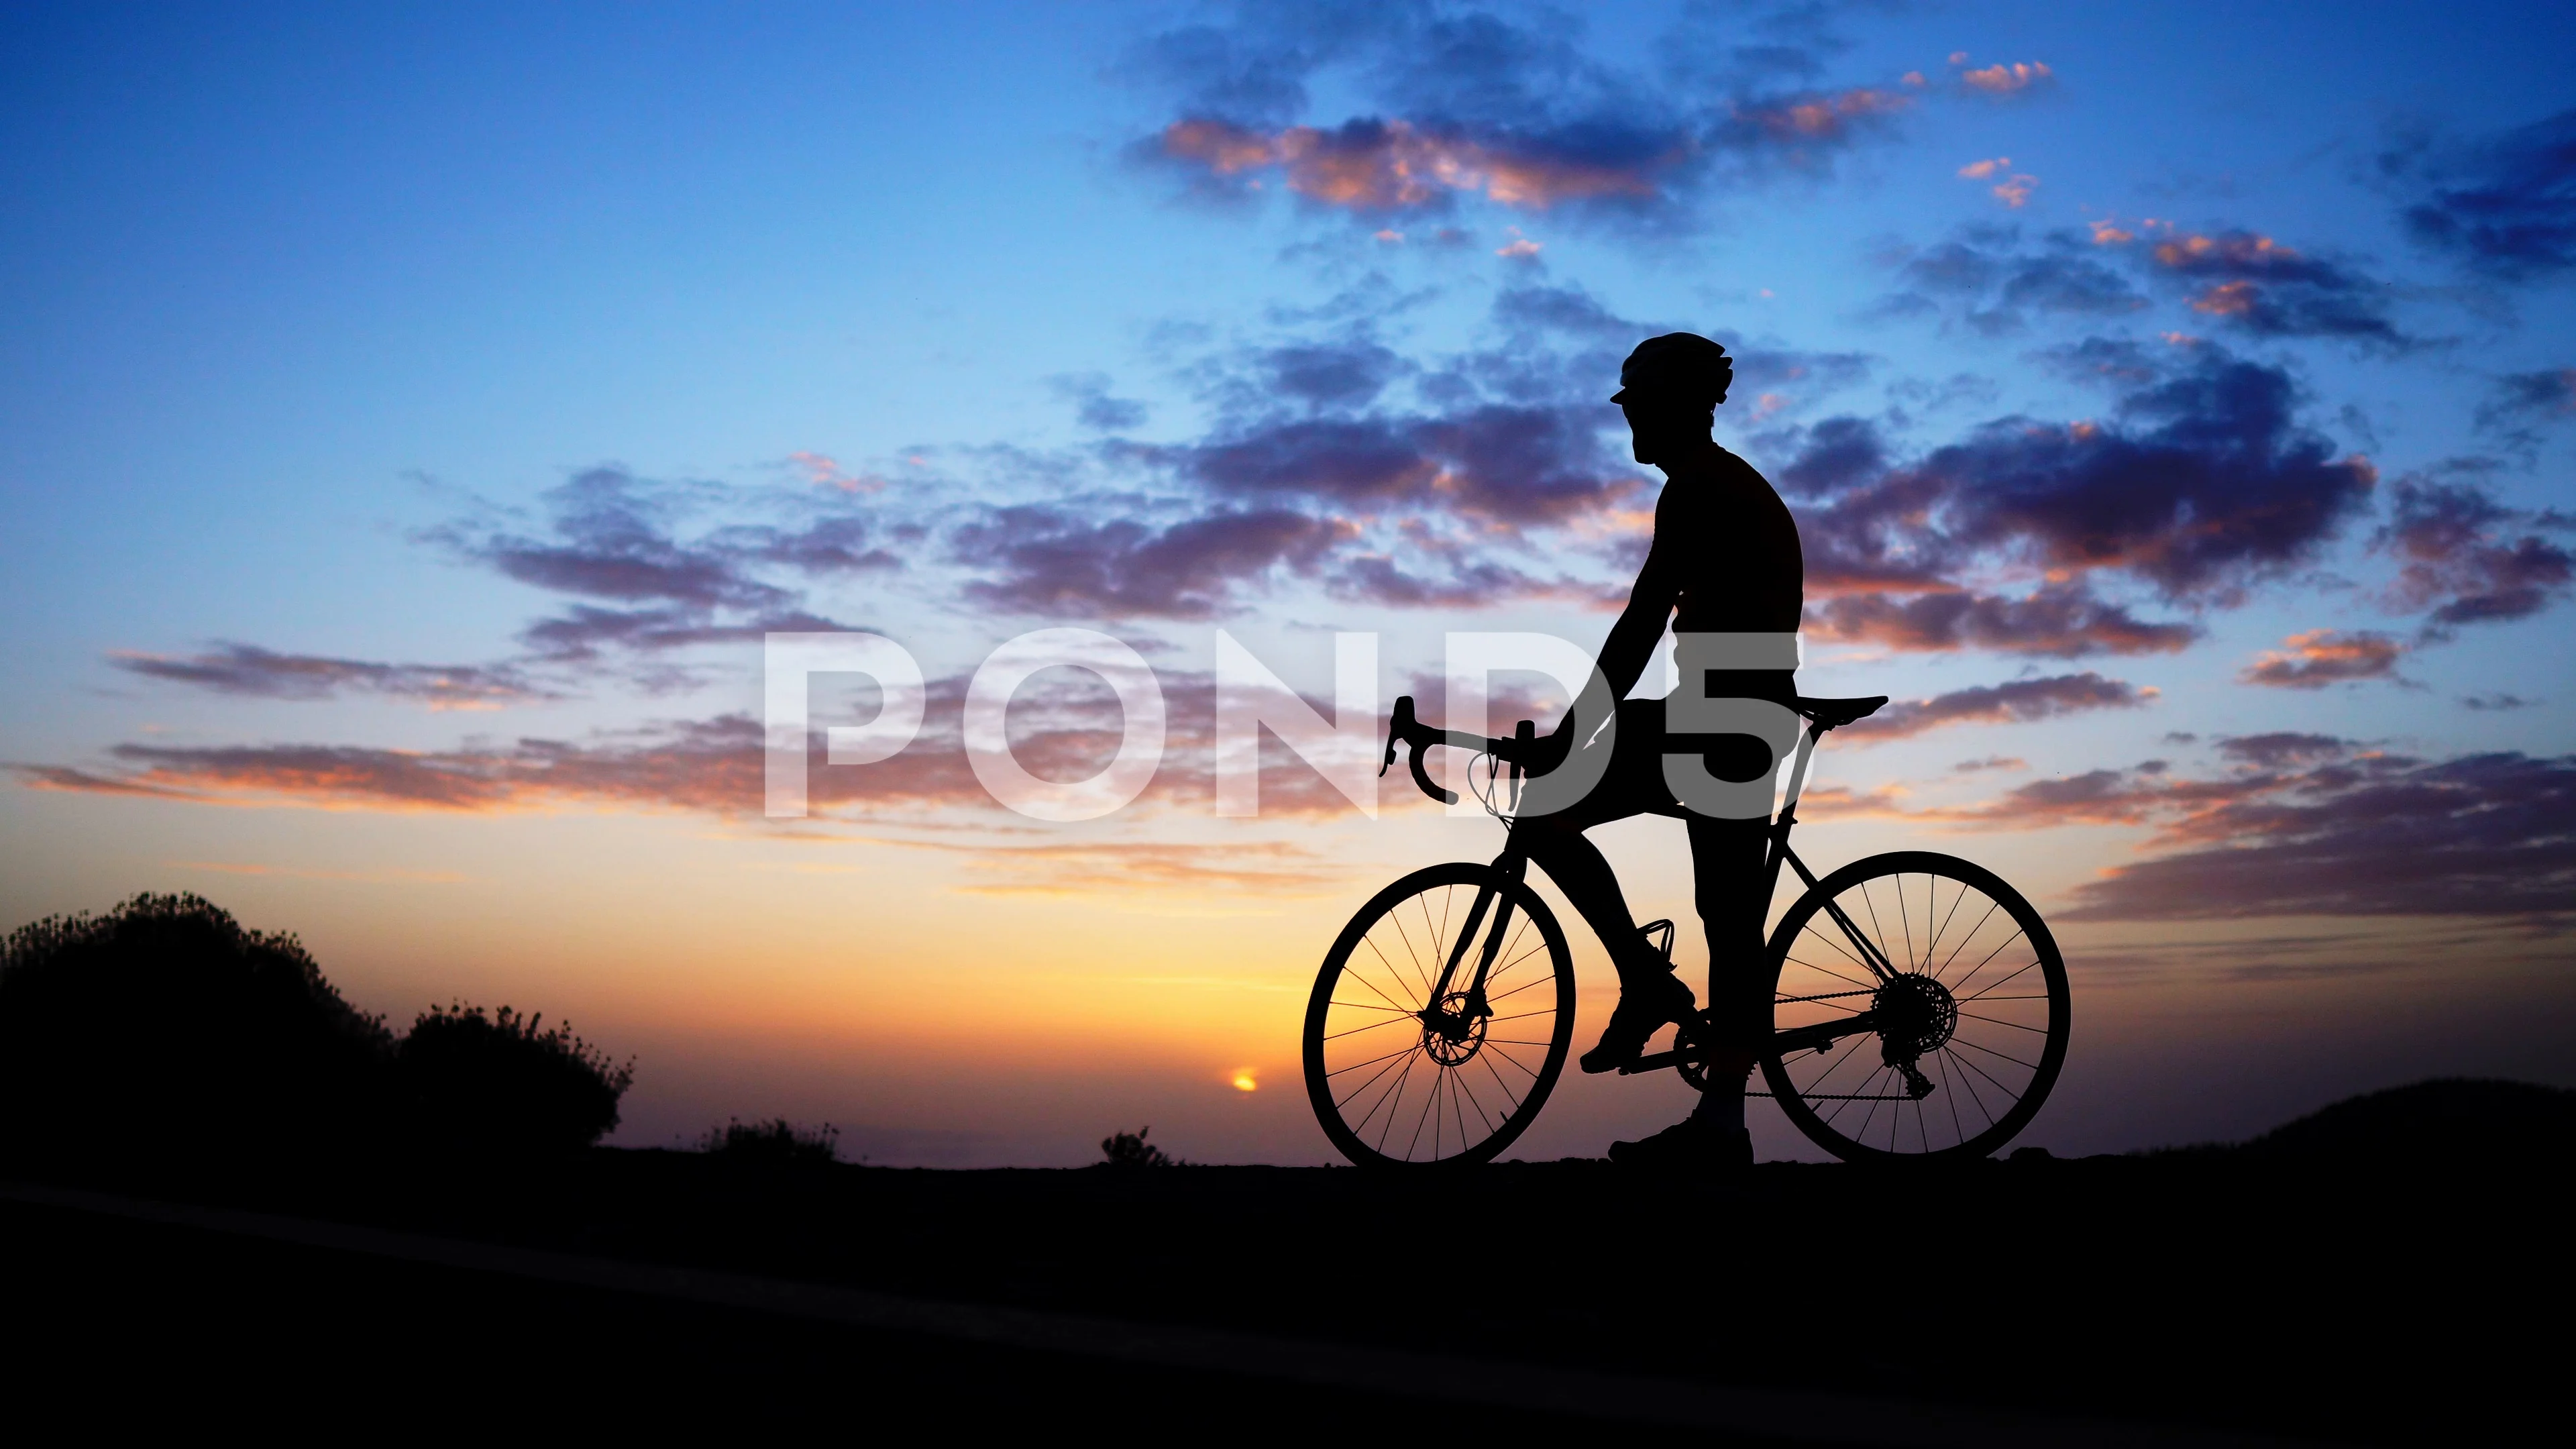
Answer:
[1578,971,1695,1074]
[1608,1116,1753,1172]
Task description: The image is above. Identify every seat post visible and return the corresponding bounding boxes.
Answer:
[1777,722,1823,814]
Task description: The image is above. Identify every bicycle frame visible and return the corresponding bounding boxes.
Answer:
[1412,714,1900,1059]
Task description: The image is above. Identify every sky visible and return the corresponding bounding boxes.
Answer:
[3,0,2572,1165]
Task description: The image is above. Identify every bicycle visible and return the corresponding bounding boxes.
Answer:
[1301,693,2071,1167]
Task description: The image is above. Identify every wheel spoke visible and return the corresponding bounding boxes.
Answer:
[1945,928,2029,1000]
[1354,935,1422,1012]
[1334,1051,1417,1122]
[1321,1014,1415,1043]
[1896,873,1916,974]
[1328,1040,1424,1081]
[1950,1035,2039,1073]
[1930,898,2002,984]
[1960,959,2042,1003]
[1945,1043,2020,1110]
[1925,879,1974,978]
[1782,952,1876,992]
[1957,1008,2048,1034]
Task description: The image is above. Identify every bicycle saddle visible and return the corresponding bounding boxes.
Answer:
[1795,695,1889,731]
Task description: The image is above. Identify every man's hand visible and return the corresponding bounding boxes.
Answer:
[1525,707,1580,777]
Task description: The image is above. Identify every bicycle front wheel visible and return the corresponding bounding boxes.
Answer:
[1303,862,1575,1167]
[1762,851,2070,1161]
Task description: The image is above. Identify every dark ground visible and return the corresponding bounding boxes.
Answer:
[7,1140,2562,1444]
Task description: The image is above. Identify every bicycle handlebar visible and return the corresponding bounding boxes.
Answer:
[1380,692,1872,810]
[1381,695,1535,806]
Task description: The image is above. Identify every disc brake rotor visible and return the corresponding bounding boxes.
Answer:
[1419,991,1489,1065]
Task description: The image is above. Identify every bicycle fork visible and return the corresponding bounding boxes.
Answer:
[1417,852,1525,1039]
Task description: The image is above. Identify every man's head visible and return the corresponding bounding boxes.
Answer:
[1613,333,1731,465]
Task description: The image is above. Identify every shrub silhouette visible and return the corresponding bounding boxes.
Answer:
[700,1117,839,1165]
[1099,1126,1175,1167]
[398,1004,633,1155]
[0,893,394,1165]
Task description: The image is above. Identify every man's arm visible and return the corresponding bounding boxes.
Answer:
[1542,533,1674,763]
[1595,546,1678,702]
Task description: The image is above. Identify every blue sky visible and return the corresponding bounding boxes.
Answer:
[3,1,2571,1162]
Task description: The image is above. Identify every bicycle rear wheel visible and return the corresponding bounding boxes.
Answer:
[1303,862,1575,1167]
[1762,851,2069,1161]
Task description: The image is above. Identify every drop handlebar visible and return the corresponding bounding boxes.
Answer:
[1379,695,1540,807]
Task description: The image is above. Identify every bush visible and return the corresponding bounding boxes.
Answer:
[699,1117,839,1165]
[1099,1126,1175,1167]
[0,893,394,1165]
[398,1004,633,1156]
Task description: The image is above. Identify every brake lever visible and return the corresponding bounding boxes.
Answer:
[1382,694,1459,805]
[1380,695,1415,778]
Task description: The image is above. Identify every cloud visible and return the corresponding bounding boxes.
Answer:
[1837,672,2154,741]
[2239,629,2406,689]
[2063,750,2576,919]
[1126,5,1932,234]
[1150,114,1680,216]
[1786,349,2374,657]
[2387,107,2576,280]
[1956,59,2053,96]
[951,504,1353,619]
[1876,225,2147,335]
[2475,368,2576,452]
[15,665,1387,831]
[111,644,553,710]
[1050,373,1151,431]
[939,839,1345,898]
[2215,732,2351,768]
[1954,156,2035,207]
[913,284,1731,622]
[1885,223,2411,344]
[443,468,790,610]
[2033,337,2167,386]
[1325,550,1607,609]
[1805,586,2200,657]
[2374,476,2576,626]
[2139,229,2412,345]
[2484,367,2576,422]
[783,452,886,493]
[2461,692,2536,711]
[426,466,890,664]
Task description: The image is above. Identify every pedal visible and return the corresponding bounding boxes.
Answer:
[1618,1049,1681,1075]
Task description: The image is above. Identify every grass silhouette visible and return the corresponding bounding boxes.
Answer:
[1099,1126,1176,1167]
[700,1117,840,1165]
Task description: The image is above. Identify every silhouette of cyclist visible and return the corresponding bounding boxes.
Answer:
[1511,332,1801,1171]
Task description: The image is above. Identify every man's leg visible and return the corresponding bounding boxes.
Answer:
[1515,814,1697,1075]
[1686,814,1772,1146]
[1513,816,1662,988]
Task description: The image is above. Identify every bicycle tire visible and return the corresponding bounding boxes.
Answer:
[1303,862,1576,1167]
[1760,851,2070,1162]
